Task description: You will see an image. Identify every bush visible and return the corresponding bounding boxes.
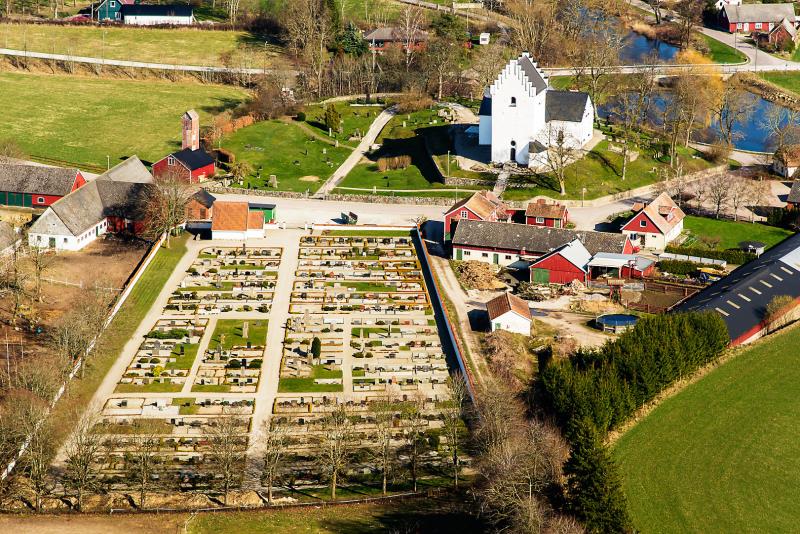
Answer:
[395,93,434,114]
[311,337,322,359]
[664,245,755,265]
[227,359,242,369]
[149,357,161,364]
[248,359,263,369]
[377,155,412,171]
[146,328,190,340]
[706,141,732,164]
[658,259,701,276]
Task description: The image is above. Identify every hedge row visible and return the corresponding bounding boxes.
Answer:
[539,312,729,436]
[658,259,701,276]
[664,245,755,265]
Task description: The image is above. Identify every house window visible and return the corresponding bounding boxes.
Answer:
[755,22,762,30]
[639,220,647,228]
[36,235,41,242]
[460,209,468,218]
[737,23,742,30]
[37,197,44,204]
[63,238,68,243]
[463,250,470,256]
[482,252,489,258]
[505,255,511,260]
[510,97,517,107]
[535,217,545,224]
[167,156,175,166]
[110,0,115,6]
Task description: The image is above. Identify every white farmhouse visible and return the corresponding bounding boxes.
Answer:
[120,4,195,25]
[478,52,594,168]
[486,292,532,336]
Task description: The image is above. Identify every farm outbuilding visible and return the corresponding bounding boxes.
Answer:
[529,239,591,285]
[0,164,86,208]
[588,253,655,280]
[486,292,532,336]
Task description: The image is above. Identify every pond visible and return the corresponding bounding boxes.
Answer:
[620,31,681,64]
[599,92,799,153]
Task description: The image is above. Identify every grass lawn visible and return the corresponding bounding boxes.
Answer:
[210,319,268,350]
[221,120,352,193]
[760,72,800,96]
[0,22,287,67]
[682,215,793,250]
[700,34,747,64]
[501,140,713,201]
[191,384,232,393]
[115,381,183,393]
[324,229,411,237]
[278,365,344,393]
[303,102,385,148]
[0,72,247,169]
[327,281,396,292]
[167,343,199,370]
[48,235,188,445]
[172,397,201,415]
[614,324,800,533]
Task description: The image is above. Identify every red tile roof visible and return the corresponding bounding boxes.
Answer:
[525,199,568,220]
[248,210,264,230]
[211,201,248,231]
[486,292,532,321]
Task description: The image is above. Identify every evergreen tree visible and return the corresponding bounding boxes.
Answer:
[324,104,342,134]
[564,419,632,533]
[336,21,368,56]
[311,337,322,359]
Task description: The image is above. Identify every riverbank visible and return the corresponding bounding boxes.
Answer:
[738,72,800,112]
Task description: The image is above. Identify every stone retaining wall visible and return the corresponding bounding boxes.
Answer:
[205,186,458,206]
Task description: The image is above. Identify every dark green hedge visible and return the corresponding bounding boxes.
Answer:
[664,245,755,265]
[658,259,701,276]
[539,312,729,436]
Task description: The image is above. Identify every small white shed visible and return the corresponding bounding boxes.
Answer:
[486,292,532,336]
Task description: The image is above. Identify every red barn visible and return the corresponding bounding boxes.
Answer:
[529,239,591,285]
[525,199,569,228]
[721,3,795,34]
[152,148,215,184]
[444,190,511,242]
[0,164,86,208]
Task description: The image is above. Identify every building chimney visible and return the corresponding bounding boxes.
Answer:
[182,109,200,151]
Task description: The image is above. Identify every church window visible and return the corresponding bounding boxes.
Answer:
[510,97,516,107]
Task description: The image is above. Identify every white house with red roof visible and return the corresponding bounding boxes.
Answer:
[211,201,264,241]
[443,190,511,242]
[621,192,685,250]
[486,292,532,336]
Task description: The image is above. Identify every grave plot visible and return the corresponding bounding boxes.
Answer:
[168,246,281,316]
[279,315,344,393]
[192,319,268,393]
[97,396,253,484]
[116,318,209,393]
[291,238,429,315]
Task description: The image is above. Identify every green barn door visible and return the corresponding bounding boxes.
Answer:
[455,248,463,260]
[532,268,549,284]
[493,253,499,264]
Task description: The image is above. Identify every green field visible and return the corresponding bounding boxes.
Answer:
[615,324,800,533]
[760,72,800,96]
[278,365,344,393]
[304,102,385,148]
[221,120,352,193]
[115,381,183,393]
[167,343,199,370]
[682,216,793,250]
[0,23,287,67]
[210,319,268,350]
[502,140,714,201]
[0,72,247,169]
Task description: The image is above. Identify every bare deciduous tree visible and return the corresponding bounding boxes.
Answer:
[316,404,354,500]
[545,126,577,196]
[124,420,163,510]
[62,411,103,512]
[24,244,56,303]
[711,85,757,147]
[570,17,621,117]
[206,410,248,505]
[728,176,750,221]
[614,63,657,181]
[257,422,287,504]
[370,395,397,495]
[706,173,730,219]
[398,5,425,72]
[402,393,427,493]
[764,106,800,155]
[443,373,467,489]
[0,244,31,326]
[140,171,194,248]
[9,394,53,512]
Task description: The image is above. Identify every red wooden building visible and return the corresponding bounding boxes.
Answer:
[364,27,429,53]
[525,199,569,228]
[721,3,795,34]
[444,190,511,242]
[153,109,215,183]
[0,164,86,208]
[529,239,591,285]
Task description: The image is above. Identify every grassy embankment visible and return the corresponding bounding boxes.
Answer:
[681,215,793,250]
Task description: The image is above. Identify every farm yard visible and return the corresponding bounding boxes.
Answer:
[614,323,800,533]
[0,72,247,169]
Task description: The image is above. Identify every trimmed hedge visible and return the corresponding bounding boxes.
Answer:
[658,259,701,276]
[664,245,755,265]
[539,312,729,436]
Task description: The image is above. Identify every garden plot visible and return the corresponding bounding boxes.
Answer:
[168,247,280,316]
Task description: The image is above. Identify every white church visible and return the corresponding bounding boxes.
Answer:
[478,52,594,168]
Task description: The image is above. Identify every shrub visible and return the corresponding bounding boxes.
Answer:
[707,141,732,164]
[377,155,412,171]
[311,337,322,359]
[248,359,263,369]
[146,328,190,340]
[658,259,701,276]
[395,93,434,114]
[295,111,306,122]
[149,357,160,364]
[664,245,755,265]
[227,360,242,369]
